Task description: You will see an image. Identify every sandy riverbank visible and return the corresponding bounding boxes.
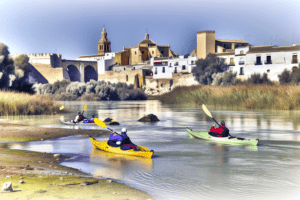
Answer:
[0,123,154,200]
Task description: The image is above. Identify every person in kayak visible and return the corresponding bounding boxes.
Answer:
[89,115,95,122]
[108,128,140,150]
[71,111,86,123]
[209,120,230,137]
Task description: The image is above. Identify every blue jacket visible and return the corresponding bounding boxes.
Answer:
[109,133,123,141]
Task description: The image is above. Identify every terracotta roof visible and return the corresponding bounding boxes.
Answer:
[216,39,248,44]
[139,39,156,45]
[247,44,300,53]
[154,57,169,60]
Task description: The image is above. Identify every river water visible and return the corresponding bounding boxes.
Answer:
[5,101,300,200]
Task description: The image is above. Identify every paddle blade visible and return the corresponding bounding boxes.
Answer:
[59,106,64,110]
[202,104,212,118]
[83,104,87,111]
[94,118,108,129]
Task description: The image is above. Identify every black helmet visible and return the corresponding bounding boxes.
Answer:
[78,111,81,114]
[221,120,225,126]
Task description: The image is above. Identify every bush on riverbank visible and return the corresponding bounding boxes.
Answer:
[152,84,300,110]
[32,80,147,101]
[0,91,62,115]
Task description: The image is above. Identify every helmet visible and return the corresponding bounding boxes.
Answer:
[221,120,225,126]
[78,111,81,114]
[121,128,127,133]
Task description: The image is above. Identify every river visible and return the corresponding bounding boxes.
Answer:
[4,100,300,200]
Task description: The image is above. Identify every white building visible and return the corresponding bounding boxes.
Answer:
[216,44,300,81]
[76,52,117,75]
[150,55,197,79]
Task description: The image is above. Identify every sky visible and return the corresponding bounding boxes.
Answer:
[0,0,300,60]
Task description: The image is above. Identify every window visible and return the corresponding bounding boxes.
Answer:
[162,67,165,73]
[135,51,137,55]
[240,67,244,75]
[155,67,157,74]
[230,58,234,65]
[169,63,172,67]
[161,51,164,54]
[126,75,128,81]
[182,65,186,70]
[255,56,262,65]
[174,67,177,73]
[142,51,144,54]
[265,56,272,64]
[124,68,126,70]
[240,50,244,55]
[152,51,154,54]
[175,62,178,66]
[267,69,270,73]
[191,61,194,65]
[292,55,298,63]
[239,58,244,65]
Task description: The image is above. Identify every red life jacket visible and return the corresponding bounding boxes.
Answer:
[210,125,228,137]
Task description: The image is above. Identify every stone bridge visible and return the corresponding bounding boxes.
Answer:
[62,60,98,82]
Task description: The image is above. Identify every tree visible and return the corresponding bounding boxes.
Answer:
[192,53,227,85]
[12,54,31,89]
[278,69,292,84]
[0,43,15,89]
[248,73,273,85]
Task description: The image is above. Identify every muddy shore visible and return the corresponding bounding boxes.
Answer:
[0,123,154,200]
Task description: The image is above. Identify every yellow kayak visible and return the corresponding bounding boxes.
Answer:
[89,137,154,158]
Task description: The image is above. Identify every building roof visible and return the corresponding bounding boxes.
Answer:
[247,44,300,53]
[154,57,169,60]
[215,52,235,56]
[77,54,103,58]
[216,39,248,44]
[138,33,157,46]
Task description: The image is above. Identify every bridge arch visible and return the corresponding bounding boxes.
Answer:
[84,65,98,83]
[66,65,81,82]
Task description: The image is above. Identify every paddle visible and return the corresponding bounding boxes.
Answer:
[94,118,120,135]
[202,104,221,127]
[82,104,87,115]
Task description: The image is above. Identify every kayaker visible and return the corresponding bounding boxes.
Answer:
[71,111,85,123]
[209,120,230,137]
[89,115,95,122]
[108,128,140,150]
[107,130,123,147]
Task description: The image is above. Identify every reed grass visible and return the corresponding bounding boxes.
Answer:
[0,90,62,115]
[152,84,300,110]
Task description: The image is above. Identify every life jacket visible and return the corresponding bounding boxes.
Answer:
[220,127,230,137]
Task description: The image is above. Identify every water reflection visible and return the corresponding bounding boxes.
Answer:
[3,101,300,200]
[90,148,153,179]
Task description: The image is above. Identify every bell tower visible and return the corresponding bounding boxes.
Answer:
[98,28,111,56]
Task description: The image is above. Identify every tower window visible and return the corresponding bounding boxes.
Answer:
[152,51,154,54]
[142,51,144,54]
[135,51,137,55]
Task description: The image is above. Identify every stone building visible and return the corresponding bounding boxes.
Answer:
[190,30,250,59]
[115,33,179,65]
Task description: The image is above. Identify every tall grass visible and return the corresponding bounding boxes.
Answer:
[152,84,300,110]
[0,91,62,115]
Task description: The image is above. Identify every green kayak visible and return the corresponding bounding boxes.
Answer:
[187,128,259,146]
